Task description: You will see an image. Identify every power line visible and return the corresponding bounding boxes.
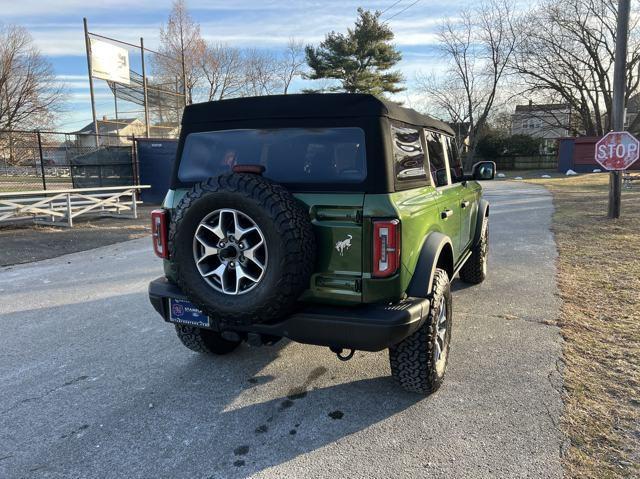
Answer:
[384,0,422,22]
[381,0,404,15]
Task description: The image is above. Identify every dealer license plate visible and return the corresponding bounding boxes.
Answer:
[169,298,210,328]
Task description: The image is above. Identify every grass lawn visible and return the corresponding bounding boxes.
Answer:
[527,173,639,478]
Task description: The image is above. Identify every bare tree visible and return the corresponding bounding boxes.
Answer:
[510,0,640,136]
[417,73,476,155]
[278,38,306,94]
[242,49,282,97]
[489,108,515,134]
[198,41,307,101]
[0,24,63,131]
[420,0,517,168]
[156,0,206,104]
[200,43,244,101]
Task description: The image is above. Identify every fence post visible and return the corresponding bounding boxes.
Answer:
[36,130,47,190]
[131,190,137,219]
[66,193,73,227]
[131,134,140,186]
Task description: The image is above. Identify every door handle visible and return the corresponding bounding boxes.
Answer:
[441,209,453,220]
[461,200,470,209]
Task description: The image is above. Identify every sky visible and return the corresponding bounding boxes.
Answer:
[1,0,474,132]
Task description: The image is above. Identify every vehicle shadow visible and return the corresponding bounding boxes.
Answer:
[451,280,476,292]
[124,355,422,478]
[0,293,422,478]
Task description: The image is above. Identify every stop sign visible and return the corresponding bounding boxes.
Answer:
[595,131,640,170]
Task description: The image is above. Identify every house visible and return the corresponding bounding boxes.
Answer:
[625,93,640,135]
[510,101,571,153]
[73,117,147,148]
[149,122,180,139]
[73,117,180,147]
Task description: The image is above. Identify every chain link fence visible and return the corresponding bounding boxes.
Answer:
[0,129,138,193]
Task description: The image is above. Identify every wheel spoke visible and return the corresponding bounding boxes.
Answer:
[243,240,265,270]
[434,340,442,362]
[204,263,226,278]
[200,221,225,240]
[231,210,257,240]
[437,301,447,325]
[236,224,258,239]
[203,263,227,291]
[235,264,260,293]
[194,233,219,263]
[434,297,447,364]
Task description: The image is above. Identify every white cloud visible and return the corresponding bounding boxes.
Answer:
[7,0,474,130]
[1,0,458,17]
[18,2,451,56]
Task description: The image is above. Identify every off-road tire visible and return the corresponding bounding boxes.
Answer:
[389,268,452,395]
[459,217,488,284]
[175,325,241,355]
[169,173,316,326]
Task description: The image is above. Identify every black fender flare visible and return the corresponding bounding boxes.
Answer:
[472,199,490,246]
[406,232,454,298]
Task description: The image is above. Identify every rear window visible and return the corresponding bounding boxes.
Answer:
[178,128,366,184]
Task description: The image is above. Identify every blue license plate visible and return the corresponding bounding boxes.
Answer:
[169,299,210,328]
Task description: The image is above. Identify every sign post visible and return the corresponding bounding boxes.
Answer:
[608,0,632,218]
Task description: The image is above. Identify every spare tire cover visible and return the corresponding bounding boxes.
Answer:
[169,173,316,325]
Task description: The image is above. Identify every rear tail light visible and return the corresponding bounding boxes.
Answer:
[151,209,169,259]
[373,219,400,278]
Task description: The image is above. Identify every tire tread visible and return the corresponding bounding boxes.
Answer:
[389,269,451,395]
[459,218,488,284]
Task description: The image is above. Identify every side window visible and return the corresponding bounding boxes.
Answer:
[391,124,428,186]
[445,136,464,182]
[425,130,450,187]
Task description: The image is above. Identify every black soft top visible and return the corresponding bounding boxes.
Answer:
[181,93,454,136]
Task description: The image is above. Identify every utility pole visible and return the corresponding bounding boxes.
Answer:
[608,0,631,218]
[83,18,99,148]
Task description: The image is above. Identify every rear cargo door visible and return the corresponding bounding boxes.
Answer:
[294,193,365,304]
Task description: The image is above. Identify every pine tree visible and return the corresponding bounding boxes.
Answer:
[305,8,405,95]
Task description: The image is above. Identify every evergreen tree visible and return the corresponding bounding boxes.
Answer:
[305,8,404,95]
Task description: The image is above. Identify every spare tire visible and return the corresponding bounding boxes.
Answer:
[169,173,316,325]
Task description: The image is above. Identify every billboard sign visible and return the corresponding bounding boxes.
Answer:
[90,38,130,85]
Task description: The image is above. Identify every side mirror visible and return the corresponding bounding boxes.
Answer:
[472,161,496,181]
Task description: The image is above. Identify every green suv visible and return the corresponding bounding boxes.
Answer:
[148,93,494,394]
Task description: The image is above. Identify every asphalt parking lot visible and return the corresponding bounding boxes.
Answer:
[0,181,563,479]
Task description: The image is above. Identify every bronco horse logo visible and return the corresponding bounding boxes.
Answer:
[335,234,353,256]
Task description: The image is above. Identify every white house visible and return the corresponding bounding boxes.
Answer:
[511,101,571,153]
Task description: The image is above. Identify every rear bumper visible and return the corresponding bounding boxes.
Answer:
[148,277,429,352]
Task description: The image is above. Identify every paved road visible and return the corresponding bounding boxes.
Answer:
[0,181,563,479]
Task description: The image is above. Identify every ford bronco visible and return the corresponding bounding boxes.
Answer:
[148,93,494,394]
